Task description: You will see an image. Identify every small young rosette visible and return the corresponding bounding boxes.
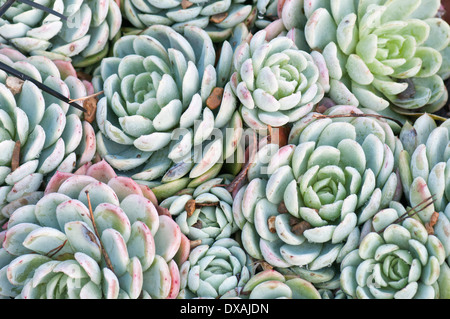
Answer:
[340,203,449,299]
[123,0,256,43]
[230,29,327,131]
[223,269,321,299]
[0,0,122,68]
[178,238,252,298]
[93,25,242,200]
[159,177,238,246]
[0,160,189,299]
[303,0,450,115]
[0,48,96,223]
[233,106,403,270]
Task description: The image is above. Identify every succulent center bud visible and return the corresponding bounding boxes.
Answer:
[300,164,347,215]
[367,252,412,289]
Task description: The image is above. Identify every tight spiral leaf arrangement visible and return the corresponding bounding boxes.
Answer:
[230,29,328,131]
[303,0,450,116]
[0,47,96,225]
[340,202,450,299]
[160,177,239,246]
[0,0,449,301]
[0,0,122,68]
[0,160,187,299]
[93,24,243,200]
[233,105,403,272]
[178,238,253,298]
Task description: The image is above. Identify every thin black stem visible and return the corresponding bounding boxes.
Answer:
[377,195,436,234]
[0,61,86,113]
[85,190,115,272]
[0,0,15,17]
[18,0,68,20]
[0,0,67,20]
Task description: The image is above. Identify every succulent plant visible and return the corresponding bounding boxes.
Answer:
[254,0,278,29]
[274,262,341,291]
[0,47,96,225]
[122,0,257,43]
[227,22,253,51]
[340,201,450,299]
[222,268,322,299]
[303,0,450,116]
[0,0,448,304]
[232,105,403,270]
[0,0,122,68]
[159,177,239,246]
[319,288,349,299]
[0,159,189,299]
[399,113,450,217]
[258,0,310,51]
[230,29,328,132]
[177,238,253,298]
[398,114,450,291]
[93,24,243,201]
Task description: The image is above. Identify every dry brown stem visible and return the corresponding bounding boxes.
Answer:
[85,190,115,272]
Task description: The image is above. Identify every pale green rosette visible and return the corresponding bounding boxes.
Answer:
[122,0,257,43]
[233,105,403,271]
[340,202,449,299]
[93,25,242,201]
[230,29,327,132]
[303,0,450,116]
[0,160,186,299]
[0,48,96,225]
[160,177,239,245]
[398,114,450,299]
[177,238,253,298]
[0,0,122,67]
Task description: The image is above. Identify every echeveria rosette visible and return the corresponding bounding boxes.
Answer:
[123,0,257,43]
[222,268,322,299]
[0,0,121,68]
[340,203,449,299]
[177,238,252,298]
[0,160,188,299]
[93,25,242,200]
[230,29,328,132]
[160,177,239,246]
[0,48,96,224]
[399,114,450,216]
[304,0,450,116]
[233,105,403,271]
[398,114,450,287]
